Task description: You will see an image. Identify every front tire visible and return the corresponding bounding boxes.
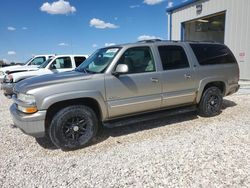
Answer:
[48,105,98,150]
[198,86,223,117]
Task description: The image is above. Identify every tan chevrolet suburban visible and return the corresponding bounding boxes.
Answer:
[10,40,239,150]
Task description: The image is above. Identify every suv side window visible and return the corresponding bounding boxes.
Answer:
[30,57,46,65]
[117,47,155,74]
[158,45,189,70]
[74,56,87,67]
[51,57,72,69]
[190,43,236,65]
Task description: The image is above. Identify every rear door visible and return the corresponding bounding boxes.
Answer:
[157,44,197,107]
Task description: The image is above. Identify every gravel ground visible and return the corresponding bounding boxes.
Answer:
[0,90,249,187]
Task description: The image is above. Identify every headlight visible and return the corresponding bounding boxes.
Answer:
[5,75,13,83]
[17,93,36,104]
[17,105,38,113]
[0,71,4,76]
[16,93,37,113]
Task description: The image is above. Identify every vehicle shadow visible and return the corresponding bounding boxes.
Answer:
[25,99,237,150]
[36,111,198,151]
[95,111,197,142]
[93,99,237,147]
[221,99,237,109]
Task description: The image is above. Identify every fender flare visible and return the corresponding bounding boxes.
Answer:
[196,77,228,103]
[40,90,108,120]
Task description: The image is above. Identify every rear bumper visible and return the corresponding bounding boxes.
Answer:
[226,83,240,96]
[1,82,15,98]
[10,104,46,137]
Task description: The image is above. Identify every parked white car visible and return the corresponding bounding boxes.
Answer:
[1,54,88,97]
[0,55,55,82]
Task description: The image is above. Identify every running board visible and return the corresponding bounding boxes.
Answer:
[103,105,197,128]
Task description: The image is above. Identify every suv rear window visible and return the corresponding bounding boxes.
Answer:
[190,43,236,65]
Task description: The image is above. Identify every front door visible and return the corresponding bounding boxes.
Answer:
[105,46,162,118]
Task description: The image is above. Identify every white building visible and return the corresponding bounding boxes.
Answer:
[167,0,250,80]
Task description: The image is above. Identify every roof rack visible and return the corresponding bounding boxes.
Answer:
[137,39,182,43]
[137,39,162,43]
[184,40,218,43]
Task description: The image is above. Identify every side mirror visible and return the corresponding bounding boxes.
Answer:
[113,64,128,76]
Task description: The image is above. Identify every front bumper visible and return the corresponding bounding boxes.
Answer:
[0,75,5,83]
[10,104,46,138]
[1,82,15,98]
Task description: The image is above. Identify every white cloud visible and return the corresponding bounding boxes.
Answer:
[137,35,162,41]
[8,51,16,55]
[40,0,76,15]
[130,5,140,8]
[22,27,28,30]
[58,42,69,46]
[7,26,16,31]
[104,43,116,47]
[143,0,165,5]
[90,18,119,29]
[167,1,174,8]
[92,44,98,48]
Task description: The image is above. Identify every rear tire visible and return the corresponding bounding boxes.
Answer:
[48,105,98,150]
[198,86,223,117]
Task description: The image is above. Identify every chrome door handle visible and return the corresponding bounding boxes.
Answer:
[151,78,159,83]
[184,74,191,79]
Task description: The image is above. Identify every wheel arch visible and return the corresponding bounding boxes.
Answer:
[45,97,103,129]
[196,80,226,103]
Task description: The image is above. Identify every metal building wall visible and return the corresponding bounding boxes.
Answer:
[169,0,250,80]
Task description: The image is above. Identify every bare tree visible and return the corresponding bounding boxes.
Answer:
[0,60,4,67]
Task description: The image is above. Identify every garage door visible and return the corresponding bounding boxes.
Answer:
[183,12,225,43]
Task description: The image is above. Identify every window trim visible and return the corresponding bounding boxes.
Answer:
[30,56,46,65]
[157,45,190,71]
[189,43,237,66]
[49,56,72,69]
[113,46,157,75]
[74,56,87,67]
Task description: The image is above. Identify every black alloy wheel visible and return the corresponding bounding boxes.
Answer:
[198,86,223,117]
[49,105,98,150]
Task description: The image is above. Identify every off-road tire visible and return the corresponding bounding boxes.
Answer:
[198,86,223,117]
[48,105,98,150]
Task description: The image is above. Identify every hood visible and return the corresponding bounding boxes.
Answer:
[0,65,22,73]
[8,65,39,74]
[15,70,92,93]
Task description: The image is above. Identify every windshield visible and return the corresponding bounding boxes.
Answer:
[29,57,47,65]
[76,47,120,73]
[39,58,53,68]
[24,58,33,65]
